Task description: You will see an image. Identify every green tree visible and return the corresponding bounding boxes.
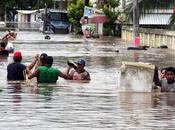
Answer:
[39,0,54,8]
[0,0,54,21]
[0,0,15,20]
[103,0,120,36]
[68,0,85,34]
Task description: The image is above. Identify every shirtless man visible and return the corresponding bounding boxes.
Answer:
[66,59,90,81]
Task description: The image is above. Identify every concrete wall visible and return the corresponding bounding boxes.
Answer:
[31,14,36,22]
[122,26,175,50]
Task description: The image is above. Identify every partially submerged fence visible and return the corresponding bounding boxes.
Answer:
[122,26,175,50]
[0,22,42,31]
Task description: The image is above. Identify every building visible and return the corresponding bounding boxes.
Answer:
[139,10,173,28]
[16,9,44,23]
[15,9,44,30]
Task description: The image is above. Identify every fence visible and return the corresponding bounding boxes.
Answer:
[122,26,175,50]
[0,22,42,31]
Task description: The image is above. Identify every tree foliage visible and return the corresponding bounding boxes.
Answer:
[0,0,54,21]
[68,0,85,34]
[103,0,120,36]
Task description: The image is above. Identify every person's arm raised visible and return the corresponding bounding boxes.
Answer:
[28,69,38,79]
[65,66,72,75]
[153,66,161,87]
[27,54,39,70]
[59,71,72,80]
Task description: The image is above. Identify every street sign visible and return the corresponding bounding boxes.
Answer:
[83,6,104,18]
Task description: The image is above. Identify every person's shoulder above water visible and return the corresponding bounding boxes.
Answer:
[7,51,26,80]
[28,55,69,83]
[38,65,60,74]
[7,51,38,81]
[158,67,175,92]
[66,59,91,81]
[160,78,175,92]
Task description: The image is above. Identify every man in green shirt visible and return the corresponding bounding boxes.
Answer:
[28,56,69,83]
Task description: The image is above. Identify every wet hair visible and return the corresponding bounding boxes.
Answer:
[44,56,53,66]
[40,53,47,64]
[13,57,22,62]
[84,16,88,19]
[165,67,175,75]
[0,40,7,49]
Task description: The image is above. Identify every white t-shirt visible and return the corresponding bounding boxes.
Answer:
[160,78,175,92]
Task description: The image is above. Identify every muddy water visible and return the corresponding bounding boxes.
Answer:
[0,31,175,129]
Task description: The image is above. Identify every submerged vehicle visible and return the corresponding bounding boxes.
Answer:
[48,10,70,34]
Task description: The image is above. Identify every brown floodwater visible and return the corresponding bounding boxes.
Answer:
[0,31,175,129]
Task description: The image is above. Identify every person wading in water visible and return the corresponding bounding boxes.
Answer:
[66,59,90,81]
[28,56,70,83]
[154,67,175,92]
[7,51,38,80]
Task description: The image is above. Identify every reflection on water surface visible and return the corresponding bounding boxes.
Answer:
[0,31,175,129]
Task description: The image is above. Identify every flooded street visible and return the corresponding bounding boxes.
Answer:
[0,31,175,129]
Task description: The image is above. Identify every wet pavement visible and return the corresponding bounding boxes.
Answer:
[0,31,175,129]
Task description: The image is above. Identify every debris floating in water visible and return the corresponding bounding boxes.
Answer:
[45,35,51,40]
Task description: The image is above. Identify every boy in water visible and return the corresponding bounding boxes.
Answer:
[154,67,175,92]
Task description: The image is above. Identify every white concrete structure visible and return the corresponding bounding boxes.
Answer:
[119,62,155,92]
[16,9,44,23]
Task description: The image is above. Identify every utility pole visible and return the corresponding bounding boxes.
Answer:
[5,6,7,22]
[43,3,48,33]
[37,0,40,13]
[133,0,140,46]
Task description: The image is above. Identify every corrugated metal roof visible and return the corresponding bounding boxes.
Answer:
[140,13,172,25]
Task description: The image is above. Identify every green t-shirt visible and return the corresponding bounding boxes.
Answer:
[37,66,60,83]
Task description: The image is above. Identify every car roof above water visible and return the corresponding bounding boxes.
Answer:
[49,9,68,13]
